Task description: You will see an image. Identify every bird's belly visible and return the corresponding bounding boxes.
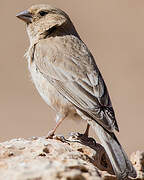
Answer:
[29,63,79,120]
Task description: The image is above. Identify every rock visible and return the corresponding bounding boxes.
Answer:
[0,134,143,180]
[130,151,144,179]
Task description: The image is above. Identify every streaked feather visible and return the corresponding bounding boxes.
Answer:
[34,37,118,132]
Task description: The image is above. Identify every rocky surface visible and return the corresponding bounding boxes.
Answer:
[0,134,143,180]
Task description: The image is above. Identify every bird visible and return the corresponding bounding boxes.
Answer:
[16,4,137,179]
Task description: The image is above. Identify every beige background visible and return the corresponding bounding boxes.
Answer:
[0,0,143,154]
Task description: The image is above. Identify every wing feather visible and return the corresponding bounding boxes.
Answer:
[34,38,119,132]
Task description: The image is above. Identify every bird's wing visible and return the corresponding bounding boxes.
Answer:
[34,38,119,132]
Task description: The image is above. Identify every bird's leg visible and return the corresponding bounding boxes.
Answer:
[69,123,90,140]
[69,123,96,146]
[77,123,91,141]
[83,123,90,137]
[46,115,66,139]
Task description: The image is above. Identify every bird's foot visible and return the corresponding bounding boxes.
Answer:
[68,132,97,147]
[45,130,55,139]
[53,135,70,143]
[45,132,69,143]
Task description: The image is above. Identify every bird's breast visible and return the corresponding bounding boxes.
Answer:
[29,62,78,119]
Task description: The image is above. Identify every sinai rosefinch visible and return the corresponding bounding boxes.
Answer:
[16,4,136,179]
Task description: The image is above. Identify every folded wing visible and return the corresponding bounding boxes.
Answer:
[34,39,119,132]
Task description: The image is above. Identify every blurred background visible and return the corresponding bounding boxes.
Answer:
[0,0,143,155]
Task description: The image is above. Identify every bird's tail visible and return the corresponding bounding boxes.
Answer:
[91,122,137,179]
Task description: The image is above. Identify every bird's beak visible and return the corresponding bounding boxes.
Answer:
[16,10,32,23]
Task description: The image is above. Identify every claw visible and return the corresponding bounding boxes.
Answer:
[45,130,55,139]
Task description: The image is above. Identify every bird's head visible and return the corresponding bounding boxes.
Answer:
[16,4,77,44]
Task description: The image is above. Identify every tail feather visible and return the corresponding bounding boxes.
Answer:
[90,122,137,179]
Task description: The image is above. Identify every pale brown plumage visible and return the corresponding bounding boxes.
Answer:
[16,4,136,179]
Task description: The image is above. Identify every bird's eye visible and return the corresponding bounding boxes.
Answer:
[39,11,48,16]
